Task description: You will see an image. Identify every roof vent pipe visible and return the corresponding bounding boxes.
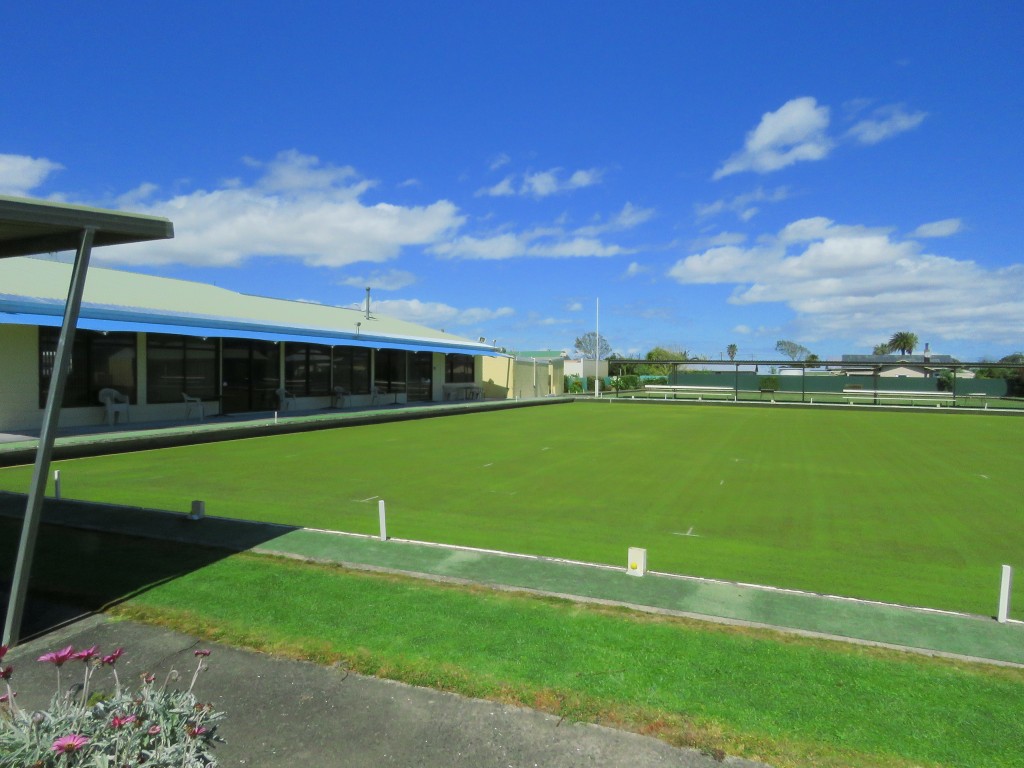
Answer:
[365,287,371,319]
[923,342,931,361]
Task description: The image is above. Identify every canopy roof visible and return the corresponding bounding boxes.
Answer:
[0,195,174,258]
[0,257,500,357]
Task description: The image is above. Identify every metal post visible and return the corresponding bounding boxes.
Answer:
[3,228,95,647]
[998,565,1013,623]
[595,298,600,399]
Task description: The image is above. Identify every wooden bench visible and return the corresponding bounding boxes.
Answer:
[644,385,737,401]
[842,389,954,407]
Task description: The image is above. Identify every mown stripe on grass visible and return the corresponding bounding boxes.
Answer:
[116,552,1024,768]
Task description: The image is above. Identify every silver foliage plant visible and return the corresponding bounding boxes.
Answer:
[0,643,224,767]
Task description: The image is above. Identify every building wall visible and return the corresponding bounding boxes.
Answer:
[563,359,608,379]
[480,356,564,399]
[0,325,476,433]
[0,325,40,433]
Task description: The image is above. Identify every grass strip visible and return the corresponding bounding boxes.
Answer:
[113,552,1024,768]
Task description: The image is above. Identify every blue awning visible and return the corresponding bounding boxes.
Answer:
[0,309,501,357]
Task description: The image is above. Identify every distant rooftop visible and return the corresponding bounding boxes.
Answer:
[841,354,959,365]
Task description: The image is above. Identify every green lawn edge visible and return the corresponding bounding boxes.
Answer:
[113,552,1024,768]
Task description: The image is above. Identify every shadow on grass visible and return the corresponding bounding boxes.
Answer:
[0,491,297,641]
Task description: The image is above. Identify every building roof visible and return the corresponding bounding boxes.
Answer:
[0,257,498,357]
[841,354,959,365]
[512,350,567,360]
[0,195,173,258]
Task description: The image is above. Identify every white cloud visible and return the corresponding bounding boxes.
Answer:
[521,167,603,197]
[575,202,655,236]
[432,223,630,260]
[847,104,927,145]
[714,97,833,179]
[370,298,514,327]
[566,301,583,312]
[0,154,64,195]
[489,153,512,171]
[668,217,1024,344]
[104,151,465,268]
[695,186,789,221]
[340,269,417,291]
[733,324,752,334]
[911,218,962,238]
[624,261,649,278]
[476,176,516,197]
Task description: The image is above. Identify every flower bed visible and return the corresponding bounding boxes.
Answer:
[0,642,224,767]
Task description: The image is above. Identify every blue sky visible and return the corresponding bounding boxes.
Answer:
[3,2,1022,361]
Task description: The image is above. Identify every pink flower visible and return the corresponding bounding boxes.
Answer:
[0,665,12,680]
[188,724,208,737]
[38,645,75,667]
[51,734,89,753]
[0,644,8,661]
[110,714,137,729]
[194,649,211,657]
[73,645,98,662]
[102,647,124,665]
[0,692,15,703]
[141,673,155,684]
[148,725,161,735]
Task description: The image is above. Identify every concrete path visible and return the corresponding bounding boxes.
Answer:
[7,616,768,768]
[259,528,1024,667]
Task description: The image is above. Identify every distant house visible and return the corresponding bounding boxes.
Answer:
[563,357,609,379]
[839,345,971,378]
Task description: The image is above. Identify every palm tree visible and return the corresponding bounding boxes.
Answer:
[873,343,892,355]
[887,331,919,356]
[727,344,737,361]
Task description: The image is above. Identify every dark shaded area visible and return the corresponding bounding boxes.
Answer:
[0,398,568,467]
[0,492,296,642]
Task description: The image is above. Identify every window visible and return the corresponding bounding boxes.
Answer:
[146,334,218,403]
[285,343,331,396]
[374,348,407,394]
[39,328,137,408]
[407,351,433,402]
[332,346,370,394]
[445,354,475,383]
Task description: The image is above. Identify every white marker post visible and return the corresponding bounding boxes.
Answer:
[627,547,647,577]
[998,564,1013,623]
[189,500,205,521]
[378,499,388,541]
[53,470,61,500]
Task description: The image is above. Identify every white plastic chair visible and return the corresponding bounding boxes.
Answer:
[371,386,386,406]
[276,387,297,411]
[98,388,130,425]
[182,392,204,420]
[333,387,350,408]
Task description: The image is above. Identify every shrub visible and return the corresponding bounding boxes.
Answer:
[0,643,224,767]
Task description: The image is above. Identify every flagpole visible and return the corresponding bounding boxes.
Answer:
[595,297,600,398]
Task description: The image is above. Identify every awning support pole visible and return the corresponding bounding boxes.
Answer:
[3,228,95,646]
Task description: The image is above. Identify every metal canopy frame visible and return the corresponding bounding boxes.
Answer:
[0,195,173,646]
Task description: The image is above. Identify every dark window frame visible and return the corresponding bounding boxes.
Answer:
[146,333,219,404]
[445,353,475,384]
[38,327,138,408]
[285,342,332,397]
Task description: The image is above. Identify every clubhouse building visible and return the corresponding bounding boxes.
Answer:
[0,255,504,433]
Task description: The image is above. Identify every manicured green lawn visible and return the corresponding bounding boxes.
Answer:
[117,553,1024,768]
[1,402,1020,614]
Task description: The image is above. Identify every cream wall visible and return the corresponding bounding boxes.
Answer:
[480,356,564,400]
[0,325,41,433]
